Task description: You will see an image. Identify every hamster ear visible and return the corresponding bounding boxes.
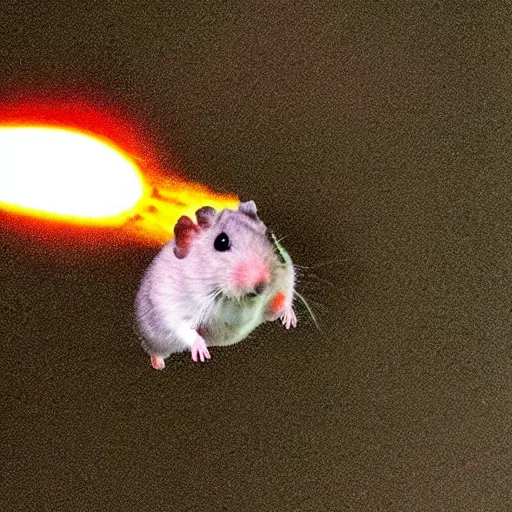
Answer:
[195,206,216,228]
[173,216,200,259]
[238,200,259,221]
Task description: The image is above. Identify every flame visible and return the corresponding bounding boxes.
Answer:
[0,126,144,223]
[129,175,239,244]
[0,104,238,245]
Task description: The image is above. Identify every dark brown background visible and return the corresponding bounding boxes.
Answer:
[2,2,512,511]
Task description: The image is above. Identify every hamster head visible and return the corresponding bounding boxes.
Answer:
[173,200,277,300]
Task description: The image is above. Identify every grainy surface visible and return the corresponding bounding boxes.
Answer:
[2,2,512,511]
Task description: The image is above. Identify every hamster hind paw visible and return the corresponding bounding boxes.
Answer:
[151,356,165,370]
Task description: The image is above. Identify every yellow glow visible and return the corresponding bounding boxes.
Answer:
[0,127,144,223]
[129,179,240,244]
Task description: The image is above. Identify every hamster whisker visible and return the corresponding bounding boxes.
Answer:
[294,257,349,270]
[303,296,330,314]
[298,273,335,288]
[294,291,321,332]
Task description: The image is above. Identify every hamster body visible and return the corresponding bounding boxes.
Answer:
[135,200,297,369]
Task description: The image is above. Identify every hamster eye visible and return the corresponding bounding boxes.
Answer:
[214,232,231,251]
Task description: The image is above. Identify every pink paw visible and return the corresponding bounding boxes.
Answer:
[191,336,211,363]
[151,356,165,370]
[280,307,297,329]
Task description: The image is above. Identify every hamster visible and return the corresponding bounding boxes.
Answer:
[135,200,297,369]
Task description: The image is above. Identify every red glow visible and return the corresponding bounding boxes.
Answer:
[0,101,157,170]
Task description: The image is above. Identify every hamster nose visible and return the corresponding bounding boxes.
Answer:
[255,281,268,294]
[246,281,267,298]
[233,262,271,292]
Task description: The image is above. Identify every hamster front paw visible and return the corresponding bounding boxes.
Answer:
[191,336,211,363]
[267,291,296,328]
[280,307,297,329]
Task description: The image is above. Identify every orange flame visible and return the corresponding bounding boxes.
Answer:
[127,173,239,245]
[0,102,238,245]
